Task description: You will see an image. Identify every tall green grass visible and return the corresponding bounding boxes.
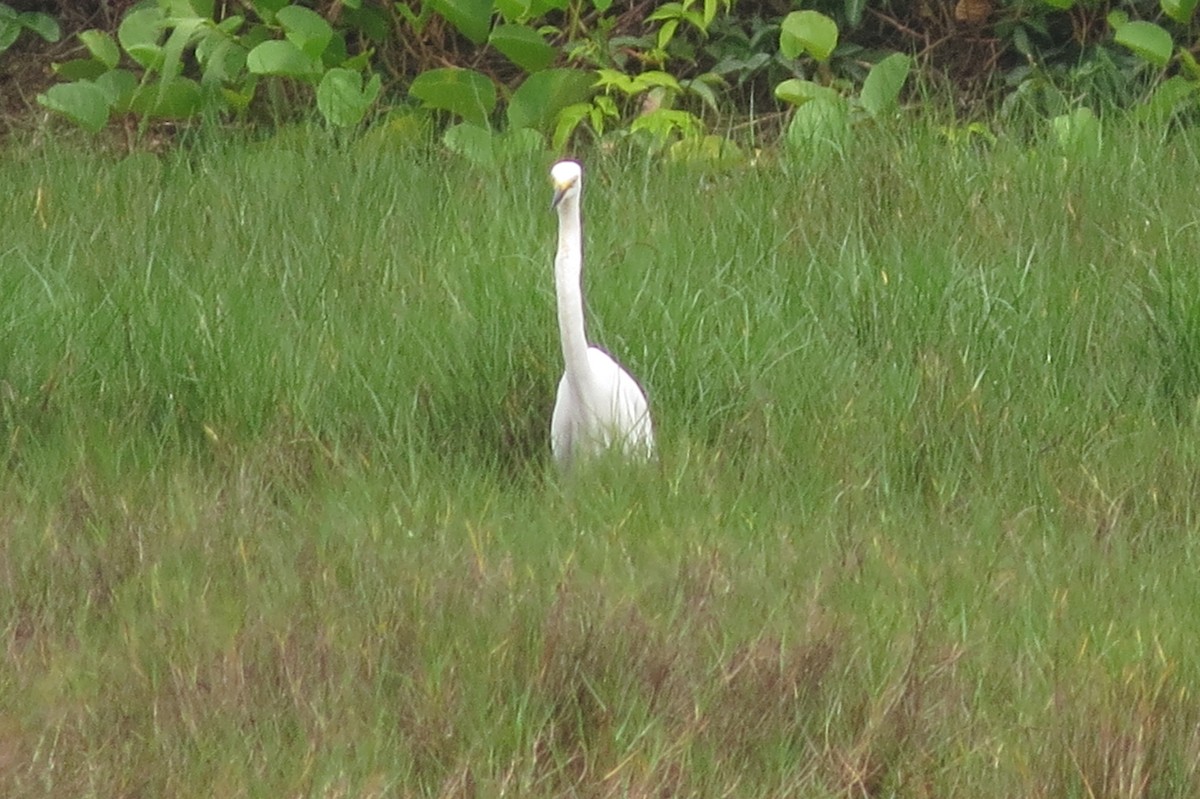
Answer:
[3,120,1200,796]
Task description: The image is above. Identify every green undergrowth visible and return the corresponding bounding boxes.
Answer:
[3,119,1200,796]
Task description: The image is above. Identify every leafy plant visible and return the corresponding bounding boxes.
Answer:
[703,14,789,94]
[1108,9,1175,66]
[1051,105,1103,159]
[408,0,737,157]
[37,0,381,133]
[772,9,912,156]
[1105,3,1200,122]
[0,2,58,56]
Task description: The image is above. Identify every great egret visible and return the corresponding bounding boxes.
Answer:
[548,159,655,466]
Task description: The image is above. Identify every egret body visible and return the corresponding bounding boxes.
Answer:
[548,160,655,466]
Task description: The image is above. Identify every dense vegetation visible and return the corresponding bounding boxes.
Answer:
[3,115,1200,795]
[3,0,1200,149]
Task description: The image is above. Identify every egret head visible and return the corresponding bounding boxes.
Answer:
[550,160,583,210]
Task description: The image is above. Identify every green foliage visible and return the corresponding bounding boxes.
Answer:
[1163,0,1200,22]
[772,10,912,159]
[38,0,381,132]
[429,0,492,43]
[37,80,110,132]
[489,23,556,72]
[0,2,59,54]
[507,68,596,133]
[1097,2,1200,124]
[35,0,741,154]
[1109,13,1174,66]
[316,68,382,128]
[399,0,735,157]
[1051,105,1103,159]
[25,0,1200,152]
[860,52,913,117]
[410,67,497,128]
[779,10,839,62]
[1136,74,1200,124]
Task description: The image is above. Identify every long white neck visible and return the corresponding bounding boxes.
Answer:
[554,195,594,394]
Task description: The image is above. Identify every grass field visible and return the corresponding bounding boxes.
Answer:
[3,119,1200,797]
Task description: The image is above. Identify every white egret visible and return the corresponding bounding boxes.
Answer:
[548,159,655,466]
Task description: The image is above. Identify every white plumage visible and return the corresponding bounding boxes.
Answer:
[548,160,654,466]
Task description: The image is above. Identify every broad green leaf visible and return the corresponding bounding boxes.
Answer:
[1011,25,1034,58]
[596,68,681,96]
[494,0,532,22]
[409,67,496,127]
[844,0,867,26]
[428,0,491,44]
[185,0,215,17]
[1051,106,1101,160]
[276,5,333,59]
[656,18,679,50]
[443,122,495,167]
[1113,20,1173,67]
[20,10,59,42]
[1133,75,1197,124]
[596,68,638,94]
[223,82,256,112]
[646,2,684,23]
[196,31,248,84]
[552,101,591,150]
[785,96,849,156]
[130,77,204,117]
[342,6,386,40]
[79,29,120,68]
[323,27,349,64]
[341,47,372,71]
[774,78,840,107]
[1180,48,1200,80]
[119,6,166,69]
[251,0,289,22]
[53,58,109,80]
[630,108,702,143]
[635,70,681,91]
[95,68,138,110]
[592,93,617,119]
[393,2,423,30]
[247,39,319,79]
[495,127,544,161]
[447,124,543,167]
[159,0,209,16]
[1106,10,1129,27]
[355,108,432,154]
[316,67,381,126]
[160,16,204,83]
[507,67,594,132]
[1162,0,1198,24]
[686,76,720,112]
[1042,0,1074,8]
[668,134,744,166]
[489,23,555,72]
[780,10,838,62]
[37,81,111,132]
[0,22,18,55]
[860,52,911,117]
[217,15,245,34]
